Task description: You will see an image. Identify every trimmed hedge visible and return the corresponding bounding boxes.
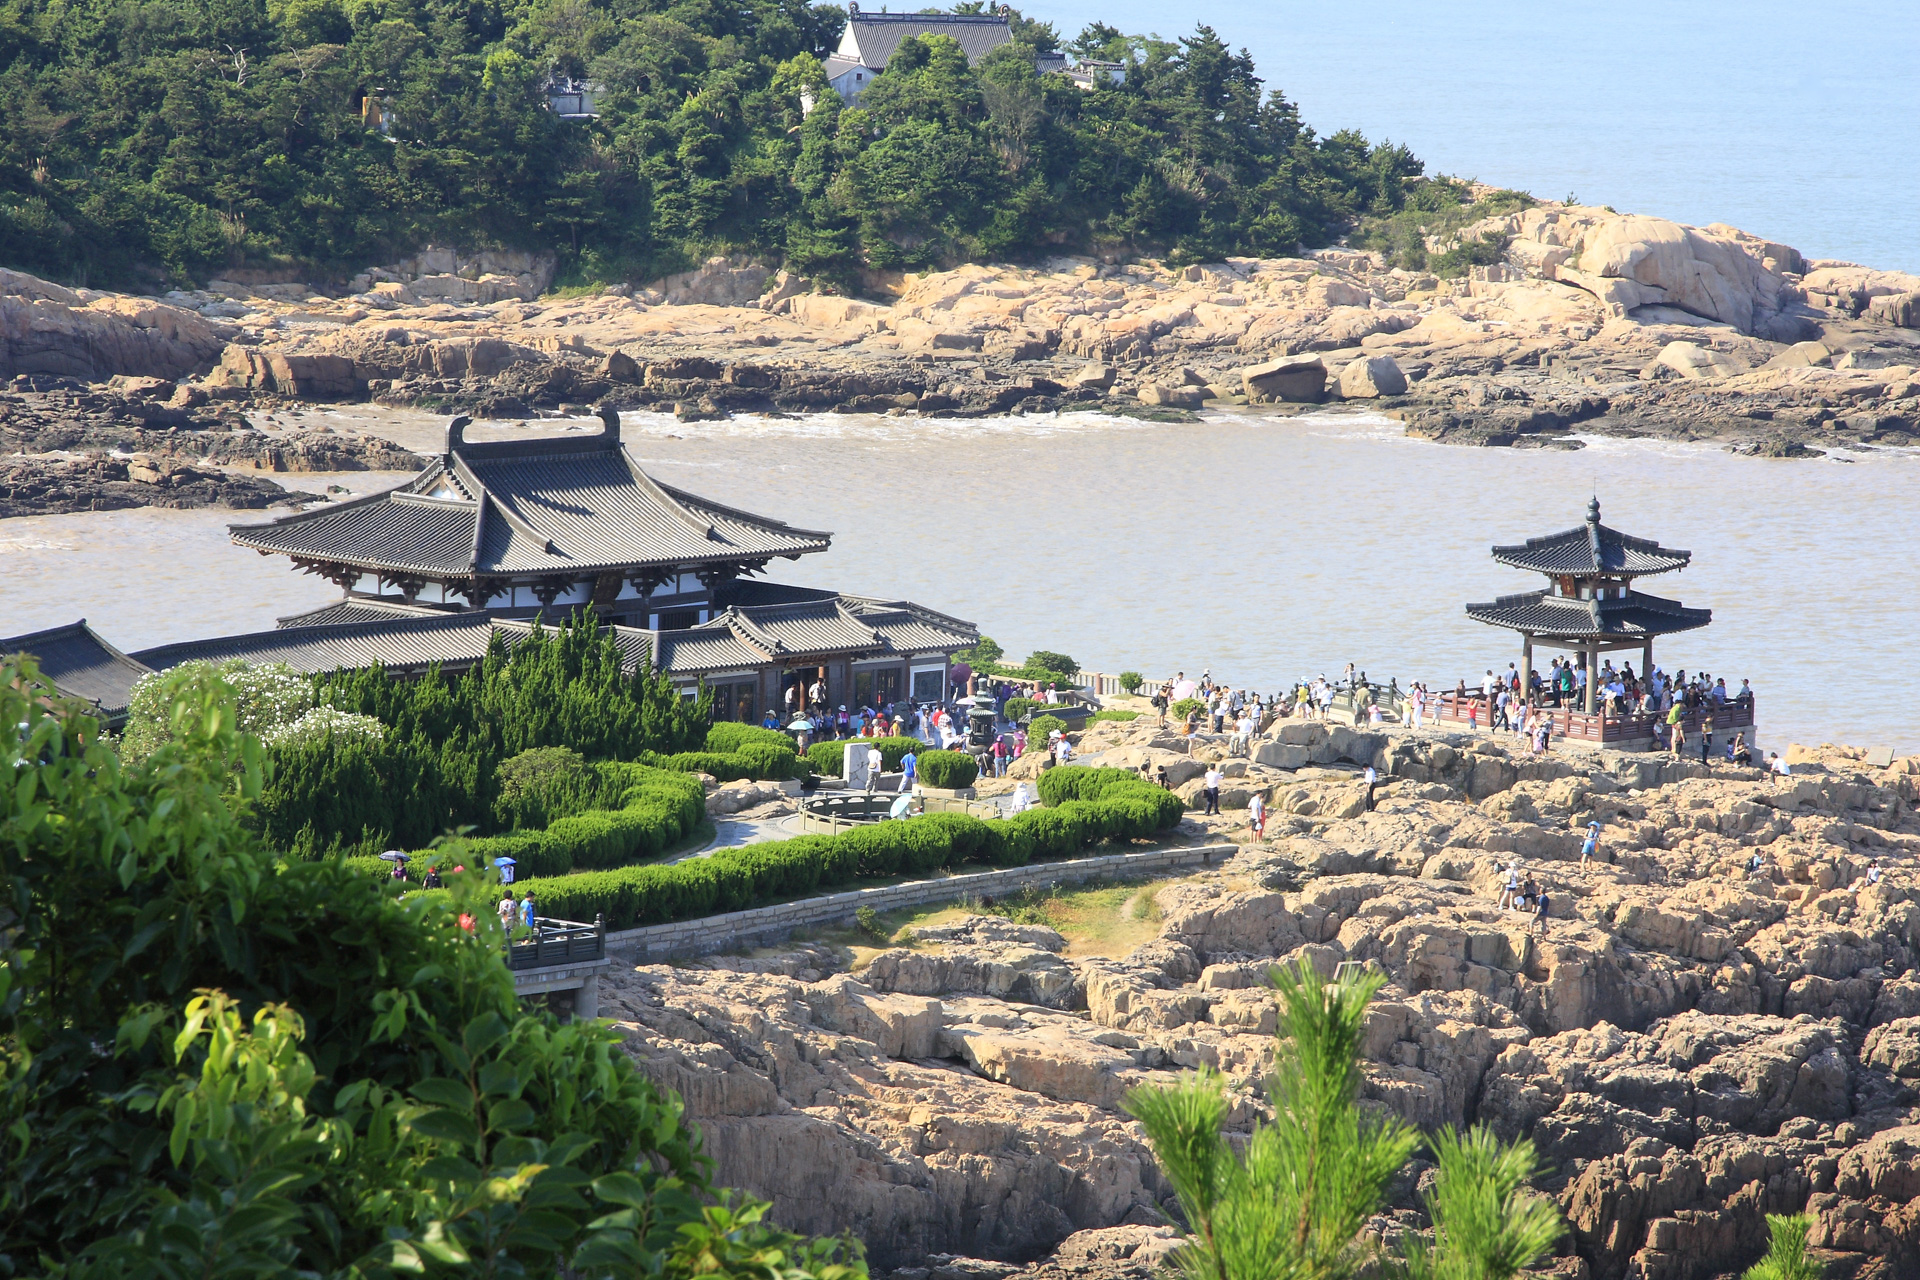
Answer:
[344,764,706,882]
[917,749,979,789]
[1003,697,1038,723]
[642,742,799,781]
[1027,715,1066,749]
[705,722,799,755]
[804,736,923,777]
[515,765,1183,930]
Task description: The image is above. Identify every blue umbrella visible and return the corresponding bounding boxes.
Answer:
[493,857,517,866]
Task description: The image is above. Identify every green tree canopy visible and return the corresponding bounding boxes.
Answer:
[0,653,861,1279]
[0,0,1433,288]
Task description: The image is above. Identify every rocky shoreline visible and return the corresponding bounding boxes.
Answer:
[5,202,1920,514]
[608,716,1920,1280]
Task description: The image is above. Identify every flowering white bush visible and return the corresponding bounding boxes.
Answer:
[121,660,315,761]
[264,706,387,750]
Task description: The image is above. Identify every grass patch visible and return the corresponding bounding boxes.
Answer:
[835,875,1185,963]
[1091,710,1141,723]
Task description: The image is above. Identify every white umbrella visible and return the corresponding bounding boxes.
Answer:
[379,850,410,863]
[1171,680,1198,700]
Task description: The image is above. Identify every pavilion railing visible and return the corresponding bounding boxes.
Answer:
[506,916,605,970]
[1430,691,1756,743]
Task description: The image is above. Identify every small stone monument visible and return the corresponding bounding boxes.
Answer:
[843,741,871,789]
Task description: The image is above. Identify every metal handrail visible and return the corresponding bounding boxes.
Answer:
[505,914,605,970]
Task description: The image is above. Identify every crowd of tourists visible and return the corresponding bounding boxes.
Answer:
[1447,659,1758,765]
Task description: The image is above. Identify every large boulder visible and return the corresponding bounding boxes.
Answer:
[1336,355,1408,399]
[1563,214,1805,339]
[1867,290,1920,329]
[0,281,227,381]
[1655,341,1746,380]
[1240,356,1327,403]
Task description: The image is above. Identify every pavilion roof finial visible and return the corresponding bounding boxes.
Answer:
[1587,495,1601,525]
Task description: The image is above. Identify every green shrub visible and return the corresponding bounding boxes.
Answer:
[515,770,1176,930]
[706,722,799,754]
[918,749,979,789]
[1118,671,1144,694]
[1027,651,1079,678]
[1003,697,1038,722]
[1169,697,1206,721]
[1027,714,1066,748]
[804,736,923,776]
[643,743,797,782]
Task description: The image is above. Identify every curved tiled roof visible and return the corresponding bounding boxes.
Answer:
[1,619,153,722]
[1464,589,1711,639]
[1490,499,1691,578]
[121,591,976,686]
[230,414,832,580]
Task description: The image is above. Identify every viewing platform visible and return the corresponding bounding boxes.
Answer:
[509,915,610,1018]
[1429,689,1757,750]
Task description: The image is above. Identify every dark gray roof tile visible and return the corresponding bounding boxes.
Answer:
[1,619,153,721]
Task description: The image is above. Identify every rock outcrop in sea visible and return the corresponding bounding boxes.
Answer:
[603,717,1920,1280]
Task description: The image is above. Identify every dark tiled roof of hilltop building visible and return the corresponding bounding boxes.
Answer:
[276,598,466,629]
[1464,590,1711,638]
[0,619,153,723]
[229,413,832,578]
[836,8,1015,67]
[135,612,510,677]
[1491,498,1692,578]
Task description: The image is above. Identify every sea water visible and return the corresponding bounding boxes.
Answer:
[4,408,1916,754]
[1039,0,1920,273]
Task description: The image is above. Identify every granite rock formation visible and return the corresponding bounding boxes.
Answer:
[603,724,1920,1279]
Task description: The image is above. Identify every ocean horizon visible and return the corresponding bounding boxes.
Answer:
[1039,0,1920,274]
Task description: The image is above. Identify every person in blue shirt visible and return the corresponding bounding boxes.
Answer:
[521,890,537,932]
[762,709,780,730]
[1580,822,1600,866]
[900,749,917,792]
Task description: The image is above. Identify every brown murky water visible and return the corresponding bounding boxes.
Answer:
[4,406,1916,753]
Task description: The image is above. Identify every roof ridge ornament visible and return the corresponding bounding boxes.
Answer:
[445,414,472,456]
[1586,496,1603,565]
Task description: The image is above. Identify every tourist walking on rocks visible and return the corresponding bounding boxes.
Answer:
[1531,887,1550,936]
[1364,765,1379,812]
[1499,860,1520,910]
[1248,791,1266,843]
[1581,822,1599,866]
[1202,766,1222,815]
[1869,858,1883,886]
[1769,751,1790,777]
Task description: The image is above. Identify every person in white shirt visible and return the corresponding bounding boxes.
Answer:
[1499,860,1520,910]
[1363,765,1379,812]
[1247,791,1266,842]
[1202,766,1222,815]
[1868,858,1882,886]
[1769,752,1791,777]
[1054,737,1073,767]
[1233,714,1253,756]
[866,745,883,792]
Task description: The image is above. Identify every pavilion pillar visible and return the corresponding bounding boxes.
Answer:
[1522,634,1533,694]
[1583,642,1597,714]
[1642,638,1653,680]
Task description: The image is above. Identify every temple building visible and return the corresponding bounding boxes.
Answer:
[1464,497,1710,712]
[5,414,978,726]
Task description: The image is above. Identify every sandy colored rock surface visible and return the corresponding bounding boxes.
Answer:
[7,199,1918,460]
[602,714,1920,1278]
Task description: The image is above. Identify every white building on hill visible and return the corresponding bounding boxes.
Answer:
[823,3,1017,101]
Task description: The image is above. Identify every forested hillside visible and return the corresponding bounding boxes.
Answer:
[0,0,1431,289]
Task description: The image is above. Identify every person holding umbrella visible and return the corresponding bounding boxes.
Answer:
[495,857,516,886]
[381,850,410,883]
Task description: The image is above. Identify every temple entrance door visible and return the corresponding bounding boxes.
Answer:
[782,667,826,713]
